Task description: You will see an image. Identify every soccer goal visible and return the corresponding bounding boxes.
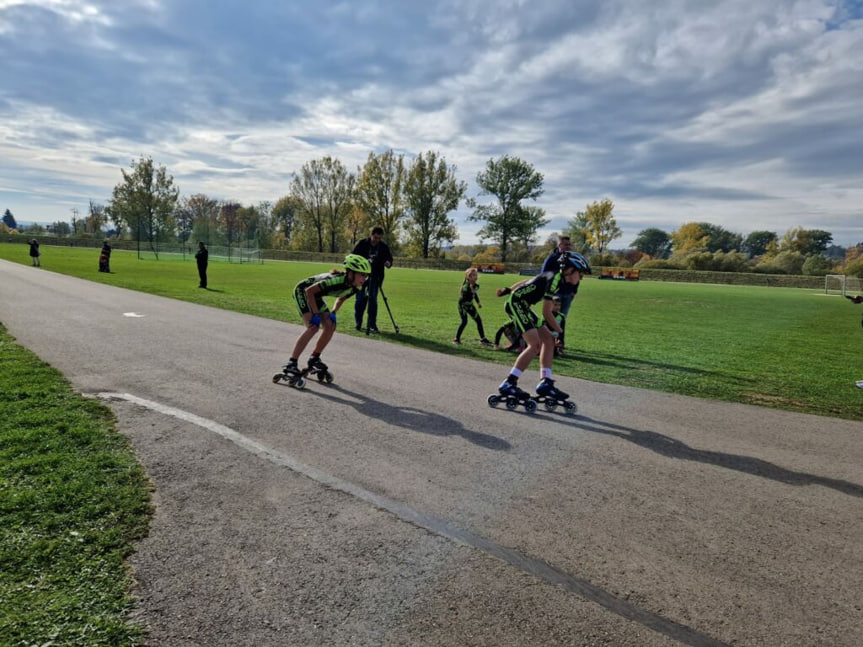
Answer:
[825,274,846,296]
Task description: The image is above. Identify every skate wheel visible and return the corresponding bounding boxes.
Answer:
[487,394,501,408]
[544,399,557,411]
[293,376,307,389]
[272,373,283,384]
[505,396,518,410]
[317,371,326,382]
[524,399,537,413]
[324,372,333,384]
[563,401,577,415]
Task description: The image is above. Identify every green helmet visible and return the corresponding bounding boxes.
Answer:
[343,253,371,275]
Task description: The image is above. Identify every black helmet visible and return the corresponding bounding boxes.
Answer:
[558,251,591,274]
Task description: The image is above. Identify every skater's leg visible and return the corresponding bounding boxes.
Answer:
[537,327,555,378]
[513,328,541,373]
[291,313,321,359]
[311,317,336,355]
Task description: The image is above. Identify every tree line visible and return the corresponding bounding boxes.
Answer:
[3,153,860,276]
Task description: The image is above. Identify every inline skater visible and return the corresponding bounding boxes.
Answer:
[493,251,590,408]
[453,267,493,346]
[278,254,371,386]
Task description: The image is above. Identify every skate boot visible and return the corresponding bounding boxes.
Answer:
[534,378,576,414]
[307,355,333,383]
[273,359,306,388]
[488,378,536,413]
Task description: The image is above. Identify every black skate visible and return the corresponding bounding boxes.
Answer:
[532,378,576,415]
[488,381,537,413]
[273,360,307,389]
[306,355,334,384]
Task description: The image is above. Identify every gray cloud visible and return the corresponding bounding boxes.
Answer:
[0,0,861,246]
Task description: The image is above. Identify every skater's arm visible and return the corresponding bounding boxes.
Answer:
[543,298,563,334]
[304,283,323,314]
[496,279,528,297]
[332,295,349,313]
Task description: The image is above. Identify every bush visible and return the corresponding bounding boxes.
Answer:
[802,254,836,276]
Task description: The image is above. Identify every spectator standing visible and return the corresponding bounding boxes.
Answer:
[99,240,112,273]
[195,242,209,288]
[353,226,393,333]
[28,239,40,267]
[541,235,577,317]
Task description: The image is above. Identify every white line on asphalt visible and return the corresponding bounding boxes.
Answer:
[95,391,728,647]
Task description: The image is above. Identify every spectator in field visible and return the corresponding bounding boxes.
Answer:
[353,226,393,333]
[453,267,492,346]
[848,294,863,388]
[541,235,578,318]
[99,240,112,273]
[28,239,40,266]
[195,241,209,288]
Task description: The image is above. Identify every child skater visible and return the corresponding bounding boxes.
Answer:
[282,254,372,378]
[495,251,590,401]
[453,267,493,346]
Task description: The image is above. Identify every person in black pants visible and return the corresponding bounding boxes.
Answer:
[99,240,112,272]
[353,226,393,332]
[195,241,209,288]
[28,239,40,266]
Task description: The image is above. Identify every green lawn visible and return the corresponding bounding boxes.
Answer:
[2,242,861,420]
[0,324,152,646]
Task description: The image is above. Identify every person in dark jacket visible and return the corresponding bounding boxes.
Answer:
[28,239,40,266]
[195,242,209,288]
[352,226,393,333]
[98,240,111,272]
[541,235,577,317]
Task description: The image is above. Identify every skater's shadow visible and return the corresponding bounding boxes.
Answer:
[561,415,863,498]
[307,384,511,451]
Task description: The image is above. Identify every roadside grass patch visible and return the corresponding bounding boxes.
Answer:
[0,324,152,646]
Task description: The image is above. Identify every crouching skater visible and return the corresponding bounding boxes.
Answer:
[280,254,371,384]
[494,251,590,408]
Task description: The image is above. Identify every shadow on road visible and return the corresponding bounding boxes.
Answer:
[294,383,512,452]
[559,414,863,498]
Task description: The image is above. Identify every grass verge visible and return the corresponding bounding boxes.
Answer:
[0,324,152,646]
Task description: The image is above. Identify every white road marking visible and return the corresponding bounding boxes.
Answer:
[123,312,146,318]
[93,391,727,647]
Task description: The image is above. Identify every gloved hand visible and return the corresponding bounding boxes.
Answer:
[309,313,322,327]
[329,312,337,324]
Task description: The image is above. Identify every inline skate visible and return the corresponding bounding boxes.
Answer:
[532,378,576,414]
[272,360,307,389]
[305,355,334,384]
[487,380,537,413]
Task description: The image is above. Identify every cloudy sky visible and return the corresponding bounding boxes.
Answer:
[1,0,862,248]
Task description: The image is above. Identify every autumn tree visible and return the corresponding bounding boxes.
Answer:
[403,151,466,258]
[581,199,622,254]
[107,156,179,256]
[781,227,832,256]
[290,156,355,252]
[468,155,544,262]
[355,150,406,246]
[671,222,710,254]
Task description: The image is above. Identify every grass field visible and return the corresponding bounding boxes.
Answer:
[0,324,152,645]
[2,242,861,420]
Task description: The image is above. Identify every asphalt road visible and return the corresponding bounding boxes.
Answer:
[2,259,861,647]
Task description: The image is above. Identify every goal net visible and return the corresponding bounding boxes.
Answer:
[825,274,846,296]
